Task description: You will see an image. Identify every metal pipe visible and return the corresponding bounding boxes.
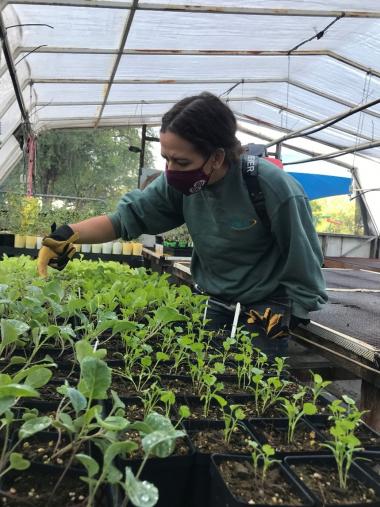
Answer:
[266,97,380,148]
[138,124,146,188]
[0,14,30,125]
[94,0,139,127]
[283,140,380,165]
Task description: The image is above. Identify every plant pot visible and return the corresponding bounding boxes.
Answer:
[112,242,122,255]
[210,454,315,507]
[246,417,326,457]
[14,234,26,248]
[132,242,143,256]
[81,243,91,253]
[24,235,37,249]
[73,243,81,253]
[117,433,194,507]
[91,243,102,254]
[36,236,43,249]
[122,241,133,255]
[185,420,255,507]
[102,242,113,254]
[284,454,380,506]
[0,462,113,506]
[305,415,380,451]
[0,232,15,246]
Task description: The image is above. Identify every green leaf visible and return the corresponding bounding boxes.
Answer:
[0,319,29,347]
[67,387,87,414]
[9,453,30,471]
[25,367,52,389]
[156,352,170,362]
[0,384,39,399]
[123,467,158,507]
[58,413,75,433]
[106,464,122,484]
[303,402,317,416]
[96,414,129,431]
[75,454,99,478]
[0,397,16,415]
[178,405,191,419]
[103,441,138,469]
[142,429,184,458]
[9,356,27,365]
[78,357,111,400]
[155,306,187,324]
[19,416,52,439]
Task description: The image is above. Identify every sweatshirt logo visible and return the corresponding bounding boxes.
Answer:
[230,218,257,231]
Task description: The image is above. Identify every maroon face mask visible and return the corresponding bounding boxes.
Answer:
[165,158,211,196]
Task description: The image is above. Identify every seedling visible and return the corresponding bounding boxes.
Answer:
[308,371,331,405]
[223,404,246,444]
[280,388,317,443]
[248,440,280,486]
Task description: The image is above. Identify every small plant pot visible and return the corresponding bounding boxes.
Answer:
[132,242,143,255]
[24,235,37,249]
[284,454,380,506]
[0,462,113,506]
[0,232,15,246]
[14,234,26,248]
[101,242,113,254]
[117,433,194,507]
[92,243,102,254]
[305,415,380,451]
[36,236,43,249]
[73,243,81,253]
[81,243,91,253]
[112,241,122,255]
[210,454,315,507]
[185,420,255,507]
[122,241,133,255]
[246,417,326,457]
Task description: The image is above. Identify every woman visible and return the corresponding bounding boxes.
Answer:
[38,92,327,354]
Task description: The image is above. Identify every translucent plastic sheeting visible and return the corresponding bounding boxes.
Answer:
[0,135,22,181]
[5,5,130,50]
[34,83,106,103]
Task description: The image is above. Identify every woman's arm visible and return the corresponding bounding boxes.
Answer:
[70,215,117,244]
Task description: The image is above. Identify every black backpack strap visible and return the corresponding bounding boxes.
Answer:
[241,144,271,231]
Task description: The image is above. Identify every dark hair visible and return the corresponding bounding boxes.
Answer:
[160,92,241,165]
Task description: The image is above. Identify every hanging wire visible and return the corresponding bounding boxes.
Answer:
[219,79,244,99]
[15,45,48,66]
[287,14,345,53]
[351,72,372,183]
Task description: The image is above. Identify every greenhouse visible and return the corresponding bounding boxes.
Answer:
[0,1,380,506]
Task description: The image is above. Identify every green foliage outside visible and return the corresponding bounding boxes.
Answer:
[311,195,362,235]
[0,127,155,235]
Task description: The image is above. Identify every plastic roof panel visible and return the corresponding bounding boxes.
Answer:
[6,5,130,50]
[34,83,106,103]
[127,11,335,51]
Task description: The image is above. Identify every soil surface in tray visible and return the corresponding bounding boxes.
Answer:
[219,460,304,505]
[253,422,323,453]
[160,378,248,396]
[290,462,380,504]
[20,435,86,468]
[124,400,175,421]
[0,470,89,506]
[191,427,252,454]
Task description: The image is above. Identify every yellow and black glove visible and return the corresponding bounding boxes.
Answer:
[246,307,289,339]
[37,223,79,277]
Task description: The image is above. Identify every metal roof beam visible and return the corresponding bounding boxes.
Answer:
[0,13,29,125]
[25,77,380,121]
[31,96,374,144]
[94,0,138,127]
[8,48,380,79]
[3,0,380,18]
[234,112,380,169]
[236,123,353,172]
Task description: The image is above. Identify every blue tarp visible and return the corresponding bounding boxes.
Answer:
[288,173,351,200]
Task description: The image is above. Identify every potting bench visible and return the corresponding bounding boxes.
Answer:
[170,261,380,431]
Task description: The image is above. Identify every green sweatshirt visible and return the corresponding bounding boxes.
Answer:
[109,158,327,319]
